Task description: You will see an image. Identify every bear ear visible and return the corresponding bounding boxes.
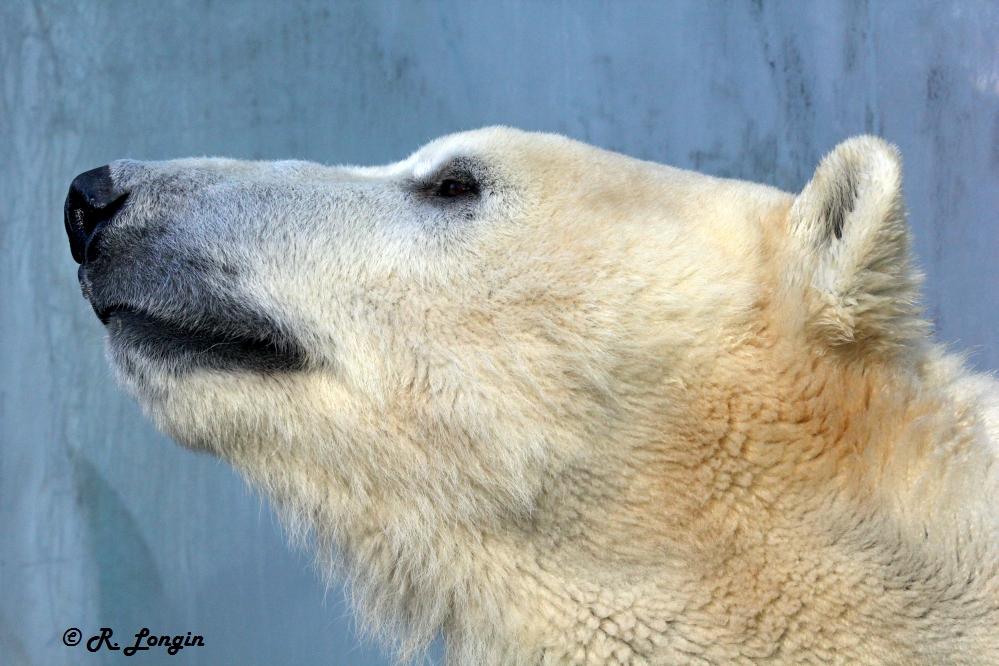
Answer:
[788,136,926,357]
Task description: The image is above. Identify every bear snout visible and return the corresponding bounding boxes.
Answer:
[64,165,129,264]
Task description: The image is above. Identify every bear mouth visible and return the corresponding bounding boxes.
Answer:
[100,305,307,373]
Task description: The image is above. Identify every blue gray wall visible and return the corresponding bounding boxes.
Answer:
[2,2,997,664]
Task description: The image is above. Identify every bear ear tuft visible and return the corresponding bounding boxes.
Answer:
[788,136,926,357]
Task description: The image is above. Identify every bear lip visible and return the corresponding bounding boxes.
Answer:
[100,304,308,373]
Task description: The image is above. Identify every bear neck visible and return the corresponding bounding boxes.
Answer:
[426,341,999,663]
[448,340,999,665]
[238,339,999,664]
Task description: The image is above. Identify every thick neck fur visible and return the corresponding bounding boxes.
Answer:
[470,340,999,665]
[231,329,999,665]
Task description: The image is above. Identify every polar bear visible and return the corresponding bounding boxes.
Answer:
[65,128,999,665]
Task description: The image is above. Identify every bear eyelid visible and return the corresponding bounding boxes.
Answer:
[434,177,478,198]
[410,157,487,202]
[415,170,478,194]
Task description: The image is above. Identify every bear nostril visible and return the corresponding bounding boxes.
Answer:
[64,165,129,264]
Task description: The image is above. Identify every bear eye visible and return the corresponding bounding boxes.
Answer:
[436,178,473,198]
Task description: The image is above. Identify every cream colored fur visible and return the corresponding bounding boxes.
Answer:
[105,129,999,664]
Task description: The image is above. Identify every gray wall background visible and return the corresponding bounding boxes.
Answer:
[2,2,997,665]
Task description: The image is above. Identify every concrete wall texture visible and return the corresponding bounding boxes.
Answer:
[1,2,997,664]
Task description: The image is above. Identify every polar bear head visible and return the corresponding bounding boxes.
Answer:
[68,128,970,662]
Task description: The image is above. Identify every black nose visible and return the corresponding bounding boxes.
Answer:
[65,165,128,264]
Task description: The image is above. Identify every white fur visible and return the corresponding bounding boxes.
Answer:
[100,129,999,665]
